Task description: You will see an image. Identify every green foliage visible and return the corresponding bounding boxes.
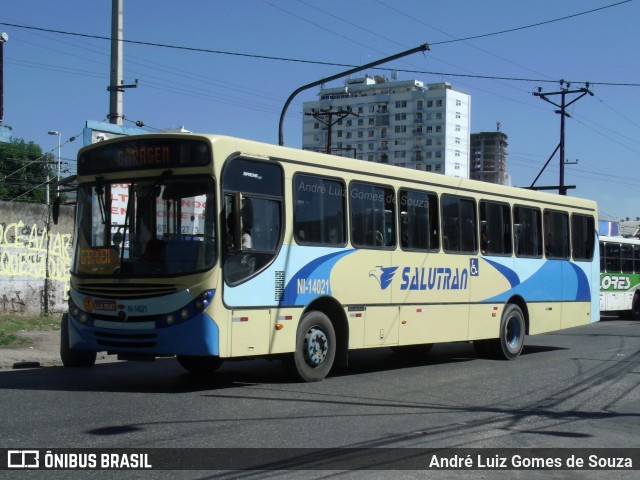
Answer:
[0,137,52,203]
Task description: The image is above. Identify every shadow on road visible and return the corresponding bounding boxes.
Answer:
[0,340,566,394]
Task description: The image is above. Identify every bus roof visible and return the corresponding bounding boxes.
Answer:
[78,132,598,213]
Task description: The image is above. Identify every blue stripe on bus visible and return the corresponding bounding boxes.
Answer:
[482,260,591,303]
[281,250,355,305]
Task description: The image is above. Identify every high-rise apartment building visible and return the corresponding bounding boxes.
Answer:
[302,75,471,178]
[470,131,511,186]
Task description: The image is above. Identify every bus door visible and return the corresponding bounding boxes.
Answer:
[221,157,284,357]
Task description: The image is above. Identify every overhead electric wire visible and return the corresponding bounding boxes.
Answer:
[2,2,638,201]
[429,0,633,45]
[2,0,639,88]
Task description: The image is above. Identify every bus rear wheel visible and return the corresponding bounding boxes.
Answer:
[177,355,223,374]
[474,304,525,360]
[497,304,525,360]
[287,311,336,382]
[60,313,97,368]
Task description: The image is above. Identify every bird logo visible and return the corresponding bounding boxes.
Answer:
[369,266,398,290]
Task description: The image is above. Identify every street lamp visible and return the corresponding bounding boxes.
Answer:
[48,130,61,199]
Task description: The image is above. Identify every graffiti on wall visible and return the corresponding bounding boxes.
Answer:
[0,220,73,284]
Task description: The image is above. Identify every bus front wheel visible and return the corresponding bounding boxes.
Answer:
[177,355,223,374]
[60,313,97,368]
[288,311,336,382]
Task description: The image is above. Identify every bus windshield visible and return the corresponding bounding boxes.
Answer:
[72,174,216,277]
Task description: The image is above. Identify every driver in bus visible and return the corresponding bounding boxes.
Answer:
[227,197,253,250]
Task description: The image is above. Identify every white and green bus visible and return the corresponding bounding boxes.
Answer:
[60,134,600,381]
[600,235,640,319]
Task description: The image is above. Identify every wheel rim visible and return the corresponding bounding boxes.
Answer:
[303,326,329,367]
[505,314,522,350]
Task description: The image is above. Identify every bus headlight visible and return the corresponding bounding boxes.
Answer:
[156,289,215,328]
[68,298,81,318]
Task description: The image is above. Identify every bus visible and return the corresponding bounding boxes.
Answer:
[599,235,640,319]
[59,134,600,381]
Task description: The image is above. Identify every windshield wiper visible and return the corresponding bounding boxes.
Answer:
[95,177,107,225]
[138,169,173,222]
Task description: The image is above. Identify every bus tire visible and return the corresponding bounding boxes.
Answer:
[497,304,525,360]
[60,313,97,368]
[631,293,640,321]
[474,304,525,360]
[289,311,336,382]
[177,355,223,374]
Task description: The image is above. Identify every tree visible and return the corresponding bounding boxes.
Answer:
[0,138,52,203]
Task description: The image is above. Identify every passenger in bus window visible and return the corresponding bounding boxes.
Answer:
[241,198,253,249]
[226,197,253,250]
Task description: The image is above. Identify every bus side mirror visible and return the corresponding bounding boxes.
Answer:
[52,196,61,225]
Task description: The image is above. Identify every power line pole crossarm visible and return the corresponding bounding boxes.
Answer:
[530,80,593,195]
[305,106,358,154]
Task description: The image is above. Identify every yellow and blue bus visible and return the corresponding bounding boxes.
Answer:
[599,235,640,320]
[60,134,599,381]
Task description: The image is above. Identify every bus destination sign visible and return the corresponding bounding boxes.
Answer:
[78,138,211,175]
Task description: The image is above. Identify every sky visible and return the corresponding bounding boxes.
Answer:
[1,0,639,220]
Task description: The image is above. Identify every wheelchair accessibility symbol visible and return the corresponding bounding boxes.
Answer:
[470,258,479,276]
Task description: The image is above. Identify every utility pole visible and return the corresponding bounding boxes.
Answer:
[107,0,137,125]
[305,106,358,154]
[530,80,593,195]
[0,32,7,125]
[108,0,123,125]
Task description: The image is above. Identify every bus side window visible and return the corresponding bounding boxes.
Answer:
[293,174,346,246]
[349,182,395,249]
[571,214,595,261]
[605,243,621,272]
[543,210,570,260]
[514,206,542,258]
[622,244,634,273]
[399,189,438,251]
[479,200,512,256]
[441,194,476,254]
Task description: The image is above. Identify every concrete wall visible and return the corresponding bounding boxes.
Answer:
[0,200,74,316]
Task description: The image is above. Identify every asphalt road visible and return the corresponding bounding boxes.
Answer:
[1,317,638,479]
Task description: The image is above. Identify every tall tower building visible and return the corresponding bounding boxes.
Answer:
[470,130,511,185]
[302,75,471,178]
